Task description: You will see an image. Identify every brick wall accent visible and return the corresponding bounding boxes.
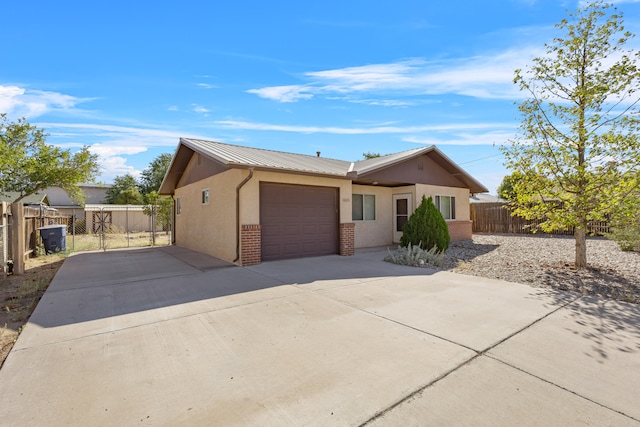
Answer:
[447,220,472,241]
[241,224,262,266]
[339,222,355,256]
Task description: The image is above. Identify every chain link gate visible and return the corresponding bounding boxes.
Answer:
[67,204,172,252]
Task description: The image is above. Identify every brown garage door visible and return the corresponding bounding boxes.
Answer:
[260,183,339,261]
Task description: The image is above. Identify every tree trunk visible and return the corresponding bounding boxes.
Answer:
[574,227,587,268]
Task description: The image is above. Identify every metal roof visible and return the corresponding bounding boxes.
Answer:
[181,138,351,176]
[0,192,49,205]
[160,138,489,194]
[352,146,435,175]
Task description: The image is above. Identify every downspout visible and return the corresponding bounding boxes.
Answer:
[233,168,255,263]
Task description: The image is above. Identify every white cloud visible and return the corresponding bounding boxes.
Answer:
[35,122,214,183]
[89,143,148,157]
[246,85,314,102]
[328,96,418,107]
[196,83,217,89]
[247,49,541,103]
[88,144,148,180]
[167,105,179,111]
[0,85,92,118]
[403,130,516,146]
[37,122,189,142]
[214,119,511,135]
[579,0,640,5]
[192,105,210,114]
[98,155,142,180]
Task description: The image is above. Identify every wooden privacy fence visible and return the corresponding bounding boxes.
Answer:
[470,202,610,235]
[1,203,71,274]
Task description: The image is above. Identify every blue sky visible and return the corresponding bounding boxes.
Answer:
[2,0,640,193]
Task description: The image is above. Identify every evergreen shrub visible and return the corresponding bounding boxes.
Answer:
[399,195,450,252]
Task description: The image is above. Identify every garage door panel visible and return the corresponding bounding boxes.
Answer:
[260,183,338,261]
[282,225,301,236]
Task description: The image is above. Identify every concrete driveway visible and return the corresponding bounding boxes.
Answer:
[0,246,638,426]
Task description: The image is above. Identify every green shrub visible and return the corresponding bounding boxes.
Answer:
[384,243,445,268]
[400,195,450,252]
[607,225,640,252]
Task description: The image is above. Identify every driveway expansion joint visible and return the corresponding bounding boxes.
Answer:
[485,355,640,423]
[358,293,585,426]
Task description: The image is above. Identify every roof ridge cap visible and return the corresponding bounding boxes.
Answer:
[182,137,349,163]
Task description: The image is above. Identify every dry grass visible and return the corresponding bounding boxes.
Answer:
[1,255,65,368]
[68,232,171,252]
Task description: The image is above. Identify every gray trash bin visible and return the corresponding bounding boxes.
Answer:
[38,225,67,254]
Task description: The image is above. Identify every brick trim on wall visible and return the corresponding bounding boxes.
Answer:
[447,220,472,241]
[241,224,262,266]
[339,222,355,256]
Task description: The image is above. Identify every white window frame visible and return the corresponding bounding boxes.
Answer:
[435,195,456,220]
[176,197,182,215]
[352,194,376,221]
[202,189,210,205]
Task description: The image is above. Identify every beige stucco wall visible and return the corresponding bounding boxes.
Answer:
[415,184,470,221]
[352,183,470,248]
[416,184,472,240]
[173,164,475,261]
[352,184,393,248]
[239,171,352,224]
[174,168,244,262]
[174,168,352,263]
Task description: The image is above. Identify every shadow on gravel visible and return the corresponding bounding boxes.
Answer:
[541,263,639,304]
[442,240,500,267]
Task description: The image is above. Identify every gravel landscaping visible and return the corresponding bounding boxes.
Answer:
[441,233,640,304]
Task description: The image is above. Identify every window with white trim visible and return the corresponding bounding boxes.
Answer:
[435,195,456,220]
[202,189,210,205]
[352,194,375,221]
[176,197,182,215]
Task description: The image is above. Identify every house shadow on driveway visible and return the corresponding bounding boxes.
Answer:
[19,245,441,337]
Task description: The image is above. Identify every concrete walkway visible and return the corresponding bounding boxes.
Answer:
[0,246,638,426]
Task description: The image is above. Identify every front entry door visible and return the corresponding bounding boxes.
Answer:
[392,194,412,243]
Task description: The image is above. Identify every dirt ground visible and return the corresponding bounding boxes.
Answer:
[0,255,65,368]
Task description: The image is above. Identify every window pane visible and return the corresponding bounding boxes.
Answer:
[352,194,363,221]
[440,196,451,220]
[451,196,456,220]
[396,199,407,215]
[397,215,408,232]
[364,195,375,220]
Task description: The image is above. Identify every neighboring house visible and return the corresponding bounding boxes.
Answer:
[45,184,111,219]
[45,184,152,233]
[0,192,50,207]
[469,193,504,203]
[159,138,488,266]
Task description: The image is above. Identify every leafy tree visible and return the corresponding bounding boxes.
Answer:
[138,153,172,195]
[497,175,515,201]
[501,2,640,268]
[106,174,144,204]
[497,172,527,201]
[0,114,99,203]
[363,152,381,159]
[143,190,173,233]
[400,195,450,252]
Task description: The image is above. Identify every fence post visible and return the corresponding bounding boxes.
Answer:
[10,203,26,275]
[151,205,156,246]
[72,208,75,251]
[126,205,130,248]
[1,201,7,275]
